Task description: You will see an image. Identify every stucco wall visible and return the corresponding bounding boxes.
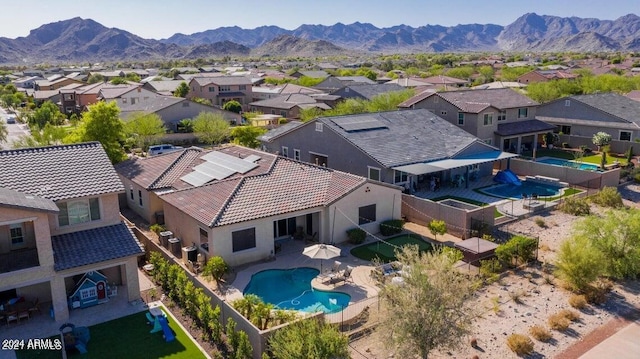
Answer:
[49,193,122,236]
[509,158,620,188]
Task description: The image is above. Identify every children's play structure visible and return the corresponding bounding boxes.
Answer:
[493,169,522,186]
[68,271,114,309]
[60,323,90,354]
[146,311,175,342]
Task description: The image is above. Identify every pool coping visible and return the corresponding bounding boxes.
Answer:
[536,156,602,171]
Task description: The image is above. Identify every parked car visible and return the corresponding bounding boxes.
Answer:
[148,144,183,156]
[6,115,16,124]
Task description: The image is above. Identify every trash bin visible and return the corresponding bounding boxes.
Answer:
[168,237,181,256]
[159,231,173,248]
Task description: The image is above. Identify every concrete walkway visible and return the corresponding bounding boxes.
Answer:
[579,322,640,359]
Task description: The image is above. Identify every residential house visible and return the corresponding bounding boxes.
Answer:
[57,83,86,114]
[384,77,436,88]
[471,81,528,90]
[398,88,554,153]
[251,83,324,102]
[0,142,144,322]
[249,94,331,119]
[626,90,640,102]
[537,93,640,153]
[420,75,469,88]
[73,82,112,112]
[97,85,159,107]
[119,96,242,132]
[314,76,376,93]
[259,109,515,191]
[34,77,82,91]
[516,69,578,84]
[187,76,253,110]
[88,70,125,81]
[289,70,330,79]
[118,145,401,267]
[31,90,61,106]
[142,80,187,96]
[331,83,405,101]
[13,76,43,89]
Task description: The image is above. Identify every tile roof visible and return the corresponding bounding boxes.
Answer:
[341,83,405,100]
[0,187,59,213]
[437,88,538,111]
[421,75,469,85]
[98,85,140,99]
[144,80,186,93]
[279,83,324,94]
[258,121,304,142]
[398,89,438,107]
[319,109,480,167]
[567,93,640,124]
[119,96,183,115]
[0,142,125,201]
[249,93,323,109]
[335,76,377,84]
[161,157,365,227]
[192,76,252,86]
[52,223,144,271]
[495,120,557,136]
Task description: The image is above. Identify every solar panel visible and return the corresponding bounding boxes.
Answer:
[243,154,261,163]
[201,151,258,174]
[331,116,388,132]
[180,171,215,187]
[194,162,236,180]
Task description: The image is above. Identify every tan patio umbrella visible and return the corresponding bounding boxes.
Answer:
[302,243,341,272]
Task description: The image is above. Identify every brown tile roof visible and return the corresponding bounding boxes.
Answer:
[161,157,365,227]
[437,88,538,112]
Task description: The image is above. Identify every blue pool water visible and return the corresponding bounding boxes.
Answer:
[537,157,601,171]
[243,268,351,314]
[482,180,564,199]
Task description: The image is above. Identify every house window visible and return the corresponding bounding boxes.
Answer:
[315,123,323,132]
[368,167,381,181]
[10,223,24,246]
[457,112,464,125]
[294,149,300,161]
[129,186,134,200]
[280,111,287,117]
[498,110,506,121]
[122,98,127,103]
[57,198,101,226]
[394,170,408,184]
[232,228,256,252]
[80,287,97,300]
[358,204,376,225]
[239,85,247,90]
[208,86,216,92]
[565,100,571,107]
[559,125,571,135]
[138,190,143,207]
[131,97,138,105]
[219,85,231,92]
[620,131,632,141]
[281,146,289,157]
[441,110,447,116]
[483,113,493,126]
[199,227,208,245]
[518,108,528,119]
[310,153,328,166]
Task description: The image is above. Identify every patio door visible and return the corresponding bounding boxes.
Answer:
[273,217,297,239]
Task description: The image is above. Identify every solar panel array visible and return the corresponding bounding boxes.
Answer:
[331,116,388,132]
[180,151,259,187]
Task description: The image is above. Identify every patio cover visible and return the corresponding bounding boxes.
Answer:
[392,151,518,175]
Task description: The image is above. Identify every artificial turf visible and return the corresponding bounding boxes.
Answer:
[15,310,205,359]
[350,234,433,263]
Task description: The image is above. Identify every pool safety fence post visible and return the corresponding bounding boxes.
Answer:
[341,305,345,332]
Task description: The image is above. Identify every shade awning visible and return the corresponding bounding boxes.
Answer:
[392,151,518,175]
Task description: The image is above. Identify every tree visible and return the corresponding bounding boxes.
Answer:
[12,123,66,148]
[380,246,477,359]
[427,219,447,241]
[230,126,267,148]
[174,81,189,98]
[192,112,230,145]
[110,77,129,85]
[28,101,66,129]
[69,101,126,163]
[555,232,606,292]
[123,112,167,151]
[177,119,193,133]
[592,132,612,151]
[0,121,7,144]
[87,74,105,84]
[222,100,242,114]
[201,256,229,285]
[266,319,349,359]
[356,67,377,81]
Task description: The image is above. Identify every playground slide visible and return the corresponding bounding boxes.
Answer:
[494,169,521,186]
[159,316,176,342]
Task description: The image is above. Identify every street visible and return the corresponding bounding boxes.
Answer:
[0,107,30,149]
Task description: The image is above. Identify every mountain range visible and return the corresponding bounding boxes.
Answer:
[0,13,639,65]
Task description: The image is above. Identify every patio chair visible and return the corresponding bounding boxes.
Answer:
[18,310,30,322]
[330,265,354,285]
[28,298,41,315]
[6,310,18,325]
[327,261,341,275]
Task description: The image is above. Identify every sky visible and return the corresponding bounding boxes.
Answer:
[1,0,638,40]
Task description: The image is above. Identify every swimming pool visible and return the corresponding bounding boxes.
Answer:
[481,180,564,199]
[537,157,601,171]
[243,267,351,314]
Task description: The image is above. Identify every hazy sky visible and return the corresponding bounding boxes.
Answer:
[1,0,638,39]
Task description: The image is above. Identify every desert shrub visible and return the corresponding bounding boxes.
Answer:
[534,217,546,228]
[506,333,534,355]
[346,228,366,244]
[480,258,503,278]
[568,294,588,309]
[495,235,538,267]
[149,223,166,234]
[635,173,640,184]
[558,196,591,216]
[558,309,580,322]
[379,219,405,236]
[529,325,552,342]
[583,278,614,304]
[509,289,526,304]
[589,187,624,208]
[555,235,605,292]
[548,313,571,331]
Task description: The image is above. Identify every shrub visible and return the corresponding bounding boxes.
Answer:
[379,219,405,236]
[529,325,552,342]
[506,333,534,355]
[534,217,546,228]
[558,309,580,322]
[635,173,640,183]
[558,196,590,216]
[509,289,526,304]
[548,313,571,331]
[583,278,613,304]
[590,187,624,208]
[149,223,166,234]
[562,142,570,148]
[495,235,538,267]
[568,294,588,309]
[347,228,366,244]
[480,258,503,278]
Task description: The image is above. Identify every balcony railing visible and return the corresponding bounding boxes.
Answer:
[0,248,40,274]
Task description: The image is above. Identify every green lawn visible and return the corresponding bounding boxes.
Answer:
[350,234,433,263]
[522,148,628,166]
[16,311,205,359]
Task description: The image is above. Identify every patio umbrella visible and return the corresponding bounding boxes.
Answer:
[302,243,341,272]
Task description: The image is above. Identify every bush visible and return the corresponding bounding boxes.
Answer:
[548,313,571,331]
[529,325,552,342]
[634,173,640,183]
[347,228,366,244]
[506,333,534,355]
[379,219,405,236]
[149,224,166,234]
[558,309,580,322]
[480,258,503,278]
[590,187,623,208]
[534,217,546,228]
[583,278,613,304]
[495,235,538,267]
[558,196,590,216]
[562,142,570,148]
[568,294,588,309]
